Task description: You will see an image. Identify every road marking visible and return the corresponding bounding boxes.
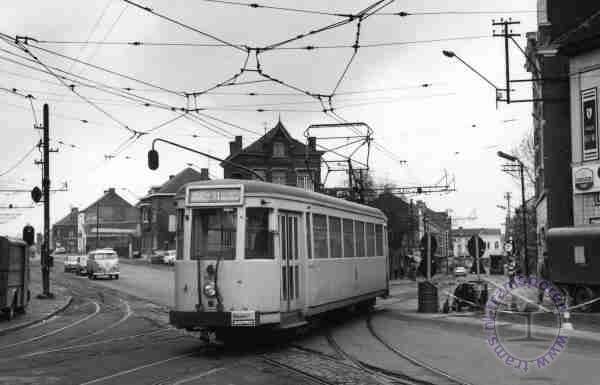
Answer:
[0,301,101,351]
[78,353,192,385]
[170,366,226,385]
[20,328,171,358]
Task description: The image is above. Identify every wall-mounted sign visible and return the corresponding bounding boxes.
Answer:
[574,167,594,191]
[572,162,600,194]
[582,88,599,161]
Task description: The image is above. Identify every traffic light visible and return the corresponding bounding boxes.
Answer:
[148,149,159,170]
[31,186,42,203]
[22,225,35,245]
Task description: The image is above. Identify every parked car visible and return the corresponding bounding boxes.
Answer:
[76,255,88,275]
[150,250,166,264]
[54,246,66,254]
[63,255,80,273]
[454,266,467,277]
[87,249,119,280]
[162,250,176,265]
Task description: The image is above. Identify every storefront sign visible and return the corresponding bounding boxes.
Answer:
[572,163,600,194]
[582,88,599,161]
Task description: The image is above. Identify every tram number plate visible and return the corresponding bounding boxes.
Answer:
[231,311,256,327]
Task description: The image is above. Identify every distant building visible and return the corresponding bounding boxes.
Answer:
[52,207,78,253]
[222,120,324,190]
[81,188,139,257]
[452,227,503,270]
[138,167,209,256]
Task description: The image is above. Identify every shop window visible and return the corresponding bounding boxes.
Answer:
[313,214,328,258]
[329,217,342,258]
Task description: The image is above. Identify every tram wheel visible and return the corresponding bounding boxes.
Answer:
[574,286,595,312]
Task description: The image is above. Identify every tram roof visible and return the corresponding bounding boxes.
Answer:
[176,179,386,219]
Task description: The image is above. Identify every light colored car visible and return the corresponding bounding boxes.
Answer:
[76,255,88,275]
[454,266,467,277]
[162,250,176,265]
[54,246,66,254]
[87,249,119,280]
[63,255,79,273]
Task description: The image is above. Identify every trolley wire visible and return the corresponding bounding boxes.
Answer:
[123,0,246,53]
[0,145,37,177]
[197,0,351,18]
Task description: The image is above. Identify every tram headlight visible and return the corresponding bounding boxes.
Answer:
[203,282,217,297]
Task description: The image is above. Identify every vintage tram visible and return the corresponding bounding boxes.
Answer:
[169,179,389,338]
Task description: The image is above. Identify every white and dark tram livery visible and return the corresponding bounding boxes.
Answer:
[170,179,389,333]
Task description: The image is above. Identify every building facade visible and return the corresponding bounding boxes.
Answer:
[452,227,503,271]
[52,207,79,253]
[222,121,323,190]
[138,167,209,256]
[81,188,139,257]
[526,0,600,269]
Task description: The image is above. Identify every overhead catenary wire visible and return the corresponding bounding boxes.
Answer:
[0,145,37,177]
[197,0,351,17]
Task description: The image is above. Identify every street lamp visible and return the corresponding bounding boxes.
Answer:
[442,50,500,91]
[497,150,529,277]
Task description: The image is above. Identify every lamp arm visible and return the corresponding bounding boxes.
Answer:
[151,138,265,181]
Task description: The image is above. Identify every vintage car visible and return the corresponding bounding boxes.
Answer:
[162,250,176,265]
[63,255,80,273]
[76,255,88,275]
[87,249,119,280]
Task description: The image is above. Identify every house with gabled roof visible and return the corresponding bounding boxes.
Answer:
[52,207,79,253]
[222,120,324,191]
[81,187,139,257]
[138,167,209,256]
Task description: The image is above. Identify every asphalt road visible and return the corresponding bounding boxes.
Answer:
[3,262,599,385]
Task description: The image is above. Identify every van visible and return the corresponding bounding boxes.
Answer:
[87,249,119,280]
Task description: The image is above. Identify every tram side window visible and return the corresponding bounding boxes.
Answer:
[329,217,342,258]
[191,208,237,260]
[313,214,328,258]
[375,224,383,256]
[366,223,376,257]
[355,221,365,257]
[306,213,312,259]
[245,208,273,259]
[176,209,184,260]
[343,219,354,257]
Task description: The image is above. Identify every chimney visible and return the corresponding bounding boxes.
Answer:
[229,135,243,155]
[308,136,316,151]
[107,187,115,194]
[71,207,78,214]
[169,175,175,180]
[200,168,209,180]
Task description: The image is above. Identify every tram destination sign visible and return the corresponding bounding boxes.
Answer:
[187,186,243,205]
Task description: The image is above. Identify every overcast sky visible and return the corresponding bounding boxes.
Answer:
[0,0,538,235]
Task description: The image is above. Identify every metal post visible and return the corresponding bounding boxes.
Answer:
[96,201,100,250]
[520,162,529,276]
[40,104,53,298]
[504,21,511,104]
[476,234,481,281]
[426,217,431,281]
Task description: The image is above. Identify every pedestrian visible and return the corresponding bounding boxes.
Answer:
[508,259,516,288]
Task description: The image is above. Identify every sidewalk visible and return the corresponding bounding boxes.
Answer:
[382,275,600,343]
[0,270,72,336]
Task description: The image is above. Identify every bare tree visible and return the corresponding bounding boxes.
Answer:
[507,131,536,196]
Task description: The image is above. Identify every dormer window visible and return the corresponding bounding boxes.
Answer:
[273,142,285,157]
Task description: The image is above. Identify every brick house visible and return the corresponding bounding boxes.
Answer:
[52,207,79,253]
[81,188,139,257]
[138,167,209,256]
[222,120,324,190]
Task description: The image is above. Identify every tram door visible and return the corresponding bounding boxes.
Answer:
[279,212,302,312]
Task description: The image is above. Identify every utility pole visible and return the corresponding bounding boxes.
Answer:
[492,18,520,104]
[520,163,529,277]
[37,104,57,299]
[96,201,100,250]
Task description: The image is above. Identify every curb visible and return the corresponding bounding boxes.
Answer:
[0,296,73,337]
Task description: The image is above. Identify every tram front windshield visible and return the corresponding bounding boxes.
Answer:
[191,208,237,260]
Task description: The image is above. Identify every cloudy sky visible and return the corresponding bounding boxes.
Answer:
[0,0,538,235]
